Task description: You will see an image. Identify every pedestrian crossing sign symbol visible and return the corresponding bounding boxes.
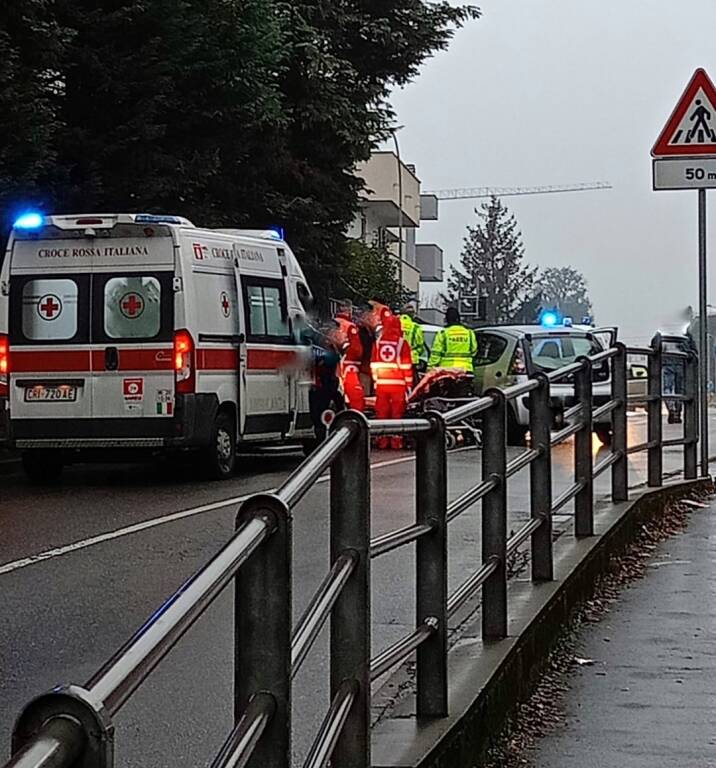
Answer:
[653,69,716,157]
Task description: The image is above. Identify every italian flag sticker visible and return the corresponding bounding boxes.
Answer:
[156,390,174,415]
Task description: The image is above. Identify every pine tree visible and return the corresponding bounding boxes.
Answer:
[448,197,536,324]
[536,266,593,321]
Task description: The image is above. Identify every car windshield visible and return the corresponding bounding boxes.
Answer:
[528,334,601,372]
[423,330,437,354]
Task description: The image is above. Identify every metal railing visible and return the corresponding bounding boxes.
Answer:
[3,334,700,768]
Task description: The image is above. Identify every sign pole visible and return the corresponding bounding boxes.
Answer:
[698,188,709,475]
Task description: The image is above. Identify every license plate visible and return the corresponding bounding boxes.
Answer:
[24,385,78,402]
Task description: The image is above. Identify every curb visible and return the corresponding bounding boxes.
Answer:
[371,477,713,768]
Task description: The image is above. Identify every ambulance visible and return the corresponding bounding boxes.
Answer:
[0,212,317,481]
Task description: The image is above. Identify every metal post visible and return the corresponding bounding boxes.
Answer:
[392,128,404,294]
[648,334,663,487]
[528,373,553,581]
[698,188,709,476]
[235,495,292,768]
[611,343,628,501]
[481,391,507,640]
[684,349,699,479]
[574,359,593,537]
[415,412,448,718]
[329,412,371,768]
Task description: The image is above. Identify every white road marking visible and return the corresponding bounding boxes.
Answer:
[0,448,461,577]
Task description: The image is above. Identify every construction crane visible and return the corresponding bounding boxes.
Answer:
[424,181,612,201]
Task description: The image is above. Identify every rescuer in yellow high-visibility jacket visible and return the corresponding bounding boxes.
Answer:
[428,307,478,372]
[399,303,425,367]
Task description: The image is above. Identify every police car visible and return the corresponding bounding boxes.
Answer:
[0,212,316,481]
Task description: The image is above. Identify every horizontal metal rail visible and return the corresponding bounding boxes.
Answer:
[592,399,619,421]
[446,478,499,522]
[547,360,584,383]
[551,482,585,514]
[627,440,657,455]
[447,557,500,617]
[277,424,355,508]
[501,378,540,401]
[506,517,544,556]
[370,618,438,681]
[443,395,495,425]
[661,437,690,448]
[662,350,690,359]
[593,450,621,479]
[589,348,619,364]
[563,403,582,421]
[211,693,276,768]
[85,514,272,716]
[551,419,584,447]
[369,418,433,436]
[626,345,655,356]
[370,523,434,558]
[5,718,85,768]
[506,448,540,478]
[661,393,692,402]
[627,394,658,404]
[292,552,358,678]
[302,679,358,768]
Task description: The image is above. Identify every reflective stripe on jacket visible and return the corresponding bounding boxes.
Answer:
[428,324,477,372]
[371,338,413,388]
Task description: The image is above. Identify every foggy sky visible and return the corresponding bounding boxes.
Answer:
[387,0,716,343]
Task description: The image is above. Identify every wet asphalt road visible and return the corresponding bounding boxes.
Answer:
[0,412,700,766]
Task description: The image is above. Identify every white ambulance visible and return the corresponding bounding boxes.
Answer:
[0,213,317,481]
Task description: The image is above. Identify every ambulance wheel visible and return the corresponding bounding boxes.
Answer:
[22,450,63,484]
[204,411,236,480]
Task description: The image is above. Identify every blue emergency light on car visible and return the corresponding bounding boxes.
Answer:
[13,212,44,230]
[134,214,184,225]
[268,226,285,240]
[540,311,559,328]
[563,316,573,327]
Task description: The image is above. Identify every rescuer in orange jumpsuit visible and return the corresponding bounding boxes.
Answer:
[371,314,413,449]
[335,301,366,412]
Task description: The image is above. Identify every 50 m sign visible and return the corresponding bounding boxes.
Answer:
[653,158,716,190]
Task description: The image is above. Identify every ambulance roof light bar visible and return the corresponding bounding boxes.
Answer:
[13,212,44,230]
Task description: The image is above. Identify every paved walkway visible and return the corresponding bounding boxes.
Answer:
[532,501,716,768]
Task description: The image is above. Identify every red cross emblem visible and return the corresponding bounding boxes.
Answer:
[220,292,231,317]
[120,292,145,319]
[379,343,397,363]
[37,294,62,321]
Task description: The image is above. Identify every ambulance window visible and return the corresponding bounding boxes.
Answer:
[245,280,290,340]
[104,276,161,339]
[22,279,78,341]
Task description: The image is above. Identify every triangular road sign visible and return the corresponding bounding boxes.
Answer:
[652,69,716,157]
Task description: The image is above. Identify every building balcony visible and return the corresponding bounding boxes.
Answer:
[416,243,444,283]
[355,151,421,228]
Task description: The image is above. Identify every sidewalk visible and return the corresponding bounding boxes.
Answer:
[532,502,716,768]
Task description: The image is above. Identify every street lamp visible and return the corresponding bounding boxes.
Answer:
[390,125,404,296]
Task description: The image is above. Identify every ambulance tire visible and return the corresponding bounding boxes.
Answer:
[22,450,63,484]
[203,411,236,480]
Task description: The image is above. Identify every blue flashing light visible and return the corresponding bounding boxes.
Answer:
[541,311,559,328]
[135,214,183,225]
[14,212,44,230]
[563,316,573,327]
[268,226,285,240]
[581,315,593,326]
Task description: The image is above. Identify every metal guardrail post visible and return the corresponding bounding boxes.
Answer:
[648,333,663,487]
[684,350,699,479]
[11,685,113,768]
[329,411,371,768]
[574,358,594,537]
[611,343,629,501]
[415,411,448,718]
[481,391,507,640]
[528,373,552,581]
[235,495,292,768]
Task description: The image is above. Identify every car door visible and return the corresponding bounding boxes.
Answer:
[240,275,293,437]
[473,332,512,393]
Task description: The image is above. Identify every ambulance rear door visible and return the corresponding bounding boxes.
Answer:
[233,242,293,438]
[89,226,175,437]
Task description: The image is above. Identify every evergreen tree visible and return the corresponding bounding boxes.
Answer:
[0,0,70,232]
[448,197,536,324]
[536,266,593,321]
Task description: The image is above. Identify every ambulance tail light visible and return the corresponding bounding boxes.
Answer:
[0,334,8,397]
[174,330,195,394]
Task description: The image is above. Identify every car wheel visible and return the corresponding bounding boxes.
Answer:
[203,411,236,480]
[22,450,63,484]
[594,425,612,447]
[506,406,528,446]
